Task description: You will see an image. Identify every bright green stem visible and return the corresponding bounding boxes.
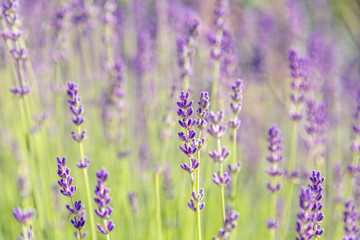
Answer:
[182,53,190,92]
[231,128,238,208]
[77,126,97,240]
[211,60,221,111]
[216,138,226,223]
[196,132,202,240]
[155,173,163,240]
[22,225,28,240]
[347,147,360,199]
[270,176,278,240]
[283,121,299,239]
[103,219,110,240]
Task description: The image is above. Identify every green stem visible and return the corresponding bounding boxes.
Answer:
[22,225,28,240]
[283,120,299,240]
[79,230,83,240]
[104,219,110,240]
[155,173,163,240]
[196,132,202,240]
[216,138,226,223]
[231,128,238,208]
[270,176,278,240]
[77,126,97,240]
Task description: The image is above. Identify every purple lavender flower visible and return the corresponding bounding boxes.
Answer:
[343,199,359,240]
[177,91,198,168]
[213,210,240,240]
[228,79,244,129]
[265,126,283,235]
[129,192,139,214]
[208,111,227,138]
[56,156,86,232]
[288,49,310,121]
[94,168,115,235]
[266,125,283,193]
[296,171,325,239]
[296,187,316,240]
[188,188,205,212]
[13,207,35,225]
[308,171,325,238]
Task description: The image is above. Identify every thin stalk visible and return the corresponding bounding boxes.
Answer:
[196,132,203,240]
[103,219,110,240]
[155,173,163,240]
[79,230,83,240]
[22,225,28,240]
[77,126,97,240]
[217,138,226,223]
[231,128,238,208]
[270,176,278,240]
[210,28,224,111]
[283,120,299,239]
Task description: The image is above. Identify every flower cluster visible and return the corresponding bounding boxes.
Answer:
[67,82,91,169]
[343,199,359,240]
[213,210,240,240]
[2,0,31,97]
[266,125,283,231]
[177,91,199,172]
[56,156,86,232]
[94,168,115,235]
[188,188,205,213]
[228,79,244,130]
[305,100,328,165]
[296,171,325,240]
[13,207,35,225]
[266,125,283,193]
[288,49,310,121]
[177,18,200,81]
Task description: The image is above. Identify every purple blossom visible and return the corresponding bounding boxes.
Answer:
[288,49,310,121]
[343,199,360,240]
[188,188,205,212]
[213,210,240,240]
[296,171,325,239]
[13,207,35,225]
[56,156,86,232]
[94,168,115,235]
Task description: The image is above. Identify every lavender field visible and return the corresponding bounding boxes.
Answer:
[1,0,360,239]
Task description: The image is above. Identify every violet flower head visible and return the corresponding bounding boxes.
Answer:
[188,188,205,212]
[308,171,325,238]
[94,167,115,235]
[57,156,77,197]
[350,90,360,179]
[296,171,325,240]
[13,207,35,225]
[288,49,310,121]
[228,79,244,130]
[129,192,139,214]
[266,125,283,193]
[213,210,240,240]
[343,199,359,240]
[208,111,227,138]
[296,187,316,240]
[177,91,198,165]
[56,156,86,231]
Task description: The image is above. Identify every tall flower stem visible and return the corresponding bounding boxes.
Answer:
[196,132,203,240]
[217,138,226,223]
[270,176,278,240]
[155,172,163,240]
[231,128,238,207]
[22,225,28,240]
[283,121,298,239]
[77,126,97,240]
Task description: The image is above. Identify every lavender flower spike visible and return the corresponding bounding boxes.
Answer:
[56,156,87,236]
[266,125,283,239]
[296,171,325,240]
[13,207,36,225]
[94,168,115,235]
[213,210,240,240]
[343,199,359,240]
